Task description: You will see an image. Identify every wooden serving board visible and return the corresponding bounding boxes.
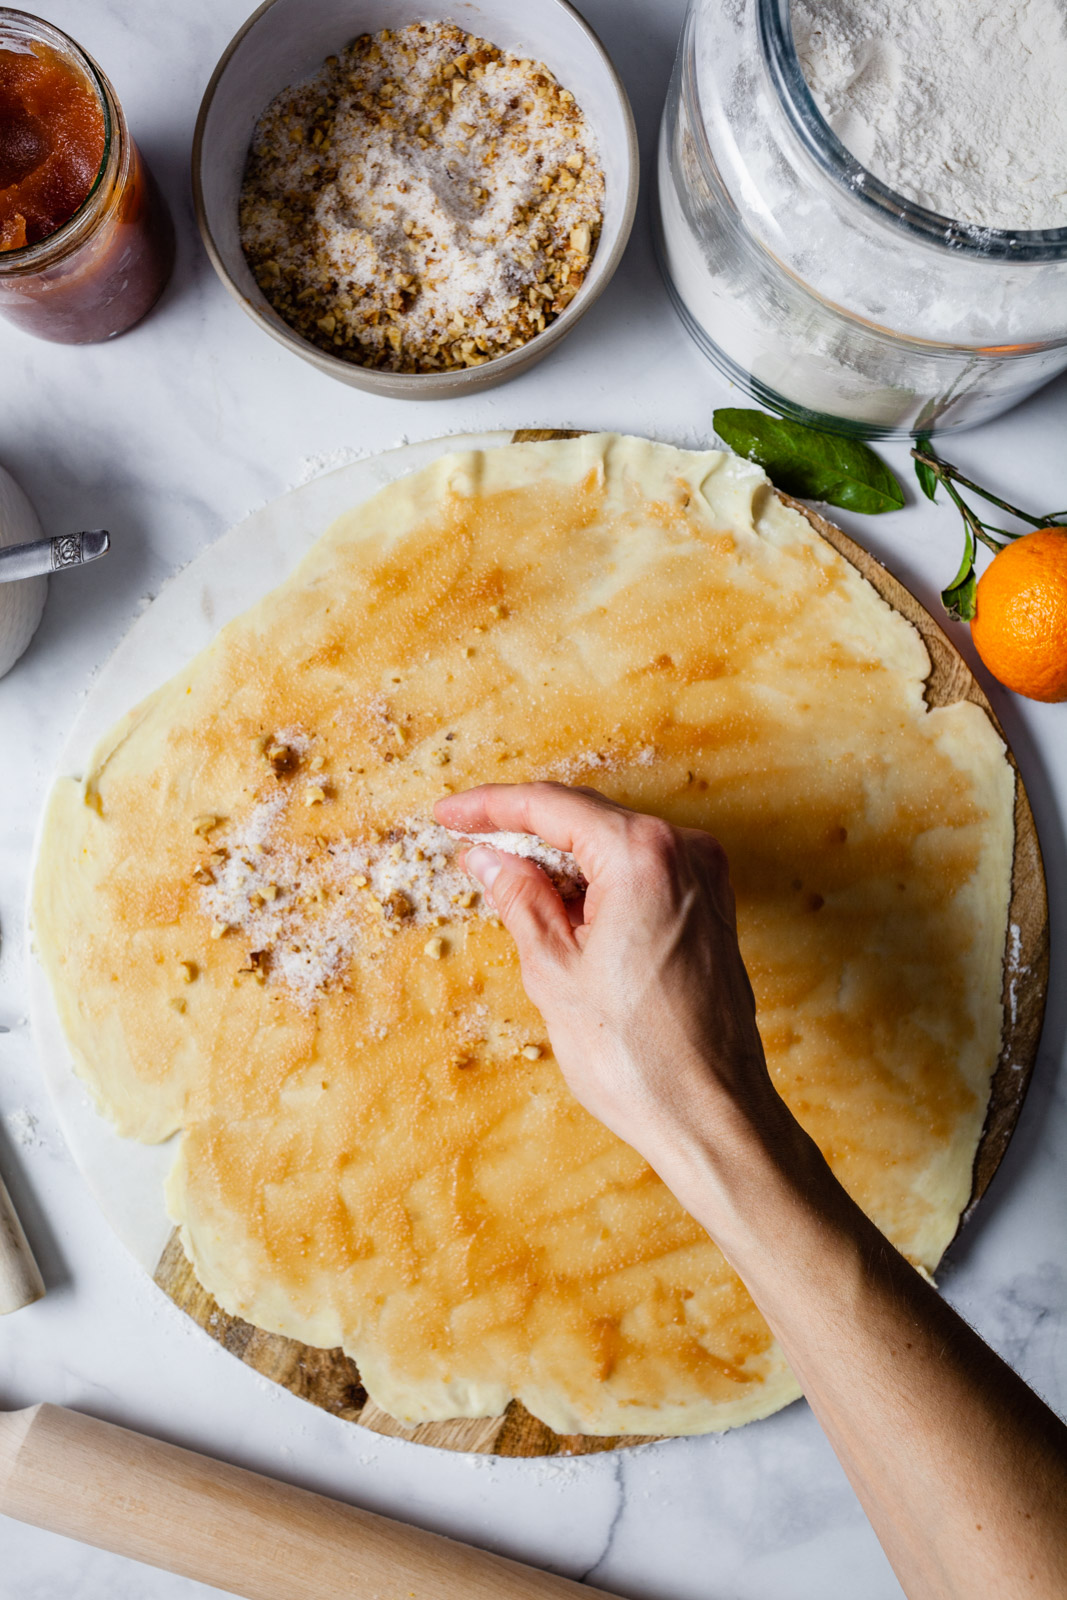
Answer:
[154,428,1049,1457]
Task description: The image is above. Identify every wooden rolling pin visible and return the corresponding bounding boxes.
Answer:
[0,1404,621,1600]
[0,1169,45,1314]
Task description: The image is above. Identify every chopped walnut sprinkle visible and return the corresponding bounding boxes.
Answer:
[239,21,604,375]
[241,950,270,985]
[265,741,297,775]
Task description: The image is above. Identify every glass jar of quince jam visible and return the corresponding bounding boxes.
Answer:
[0,9,174,342]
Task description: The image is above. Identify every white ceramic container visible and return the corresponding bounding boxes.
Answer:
[193,0,638,399]
[0,465,46,679]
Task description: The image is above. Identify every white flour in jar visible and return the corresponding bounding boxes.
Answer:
[792,0,1067,231]
[656,0,1067,417]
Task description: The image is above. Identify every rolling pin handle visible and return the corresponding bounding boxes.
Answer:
[0,1404,620,1600]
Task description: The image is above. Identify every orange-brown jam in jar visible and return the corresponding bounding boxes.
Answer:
[0,9,174,342]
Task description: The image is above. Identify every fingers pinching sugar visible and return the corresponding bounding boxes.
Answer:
[434,781,630,879]
[463,844,502,895]
[464,842,576,959]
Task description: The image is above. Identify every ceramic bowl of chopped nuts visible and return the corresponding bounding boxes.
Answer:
[193,0,638,398]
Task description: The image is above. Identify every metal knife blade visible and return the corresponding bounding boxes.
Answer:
[0,530,110,583]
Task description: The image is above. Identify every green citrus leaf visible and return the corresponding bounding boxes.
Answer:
[940,524,978,623]
[913,434,939,503]
[713,408,905,515]
[941,566,977,623]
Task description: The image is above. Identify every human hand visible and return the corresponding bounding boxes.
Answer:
[434,782,799,1218]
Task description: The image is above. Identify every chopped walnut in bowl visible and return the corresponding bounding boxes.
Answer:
[193,2,637,397]
[239,23,605,376]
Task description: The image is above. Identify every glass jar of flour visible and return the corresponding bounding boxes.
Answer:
[656,0,1067,437]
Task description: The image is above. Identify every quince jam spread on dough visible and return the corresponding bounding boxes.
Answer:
[0,41,105,250]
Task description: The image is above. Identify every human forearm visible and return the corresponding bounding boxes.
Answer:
[669,1114,1067,1600]
[436,782,1067,1600]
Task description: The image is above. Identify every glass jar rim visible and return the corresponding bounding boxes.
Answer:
[757,0,1067,265]
[0,6,114,266]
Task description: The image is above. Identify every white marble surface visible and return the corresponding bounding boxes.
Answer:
[0,2,1064,1596]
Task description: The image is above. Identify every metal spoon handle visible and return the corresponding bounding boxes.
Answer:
[0,530,110,583]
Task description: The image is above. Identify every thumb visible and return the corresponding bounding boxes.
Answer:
[465,846,575,969]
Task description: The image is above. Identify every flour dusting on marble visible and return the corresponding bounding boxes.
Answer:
[4,1108,41,1149]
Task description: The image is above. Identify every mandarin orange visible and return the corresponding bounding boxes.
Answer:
[970,528,1067,703]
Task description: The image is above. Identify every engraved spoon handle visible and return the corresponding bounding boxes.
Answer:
[0,530,110,582]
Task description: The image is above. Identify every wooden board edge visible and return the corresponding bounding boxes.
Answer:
[153,1229,665,1456]
[510,429,588,443]
[963,771,1050,1223]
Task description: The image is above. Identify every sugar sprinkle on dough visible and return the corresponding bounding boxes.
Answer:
[199,802,584,1009]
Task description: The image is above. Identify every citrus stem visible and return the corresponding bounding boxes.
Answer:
[910,450,1052,530]
[937,476,1004,557]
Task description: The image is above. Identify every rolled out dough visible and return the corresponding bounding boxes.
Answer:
[32,434,1013,1435]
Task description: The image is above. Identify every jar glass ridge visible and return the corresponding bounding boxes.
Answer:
[656,0,1067,436]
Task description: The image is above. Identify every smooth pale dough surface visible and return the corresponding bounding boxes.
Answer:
[33,435,1014,1436]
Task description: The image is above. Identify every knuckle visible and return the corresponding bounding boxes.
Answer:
[519,944,554,990]
[699,831,728,870]
[625,815,676,873]
[634,814,675,850]
[707,844,732,891]
[491,871,532,922]
[570,782,612,805]
[527,780,566,811]
[512,781,564,832]
[493,867,559,935]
